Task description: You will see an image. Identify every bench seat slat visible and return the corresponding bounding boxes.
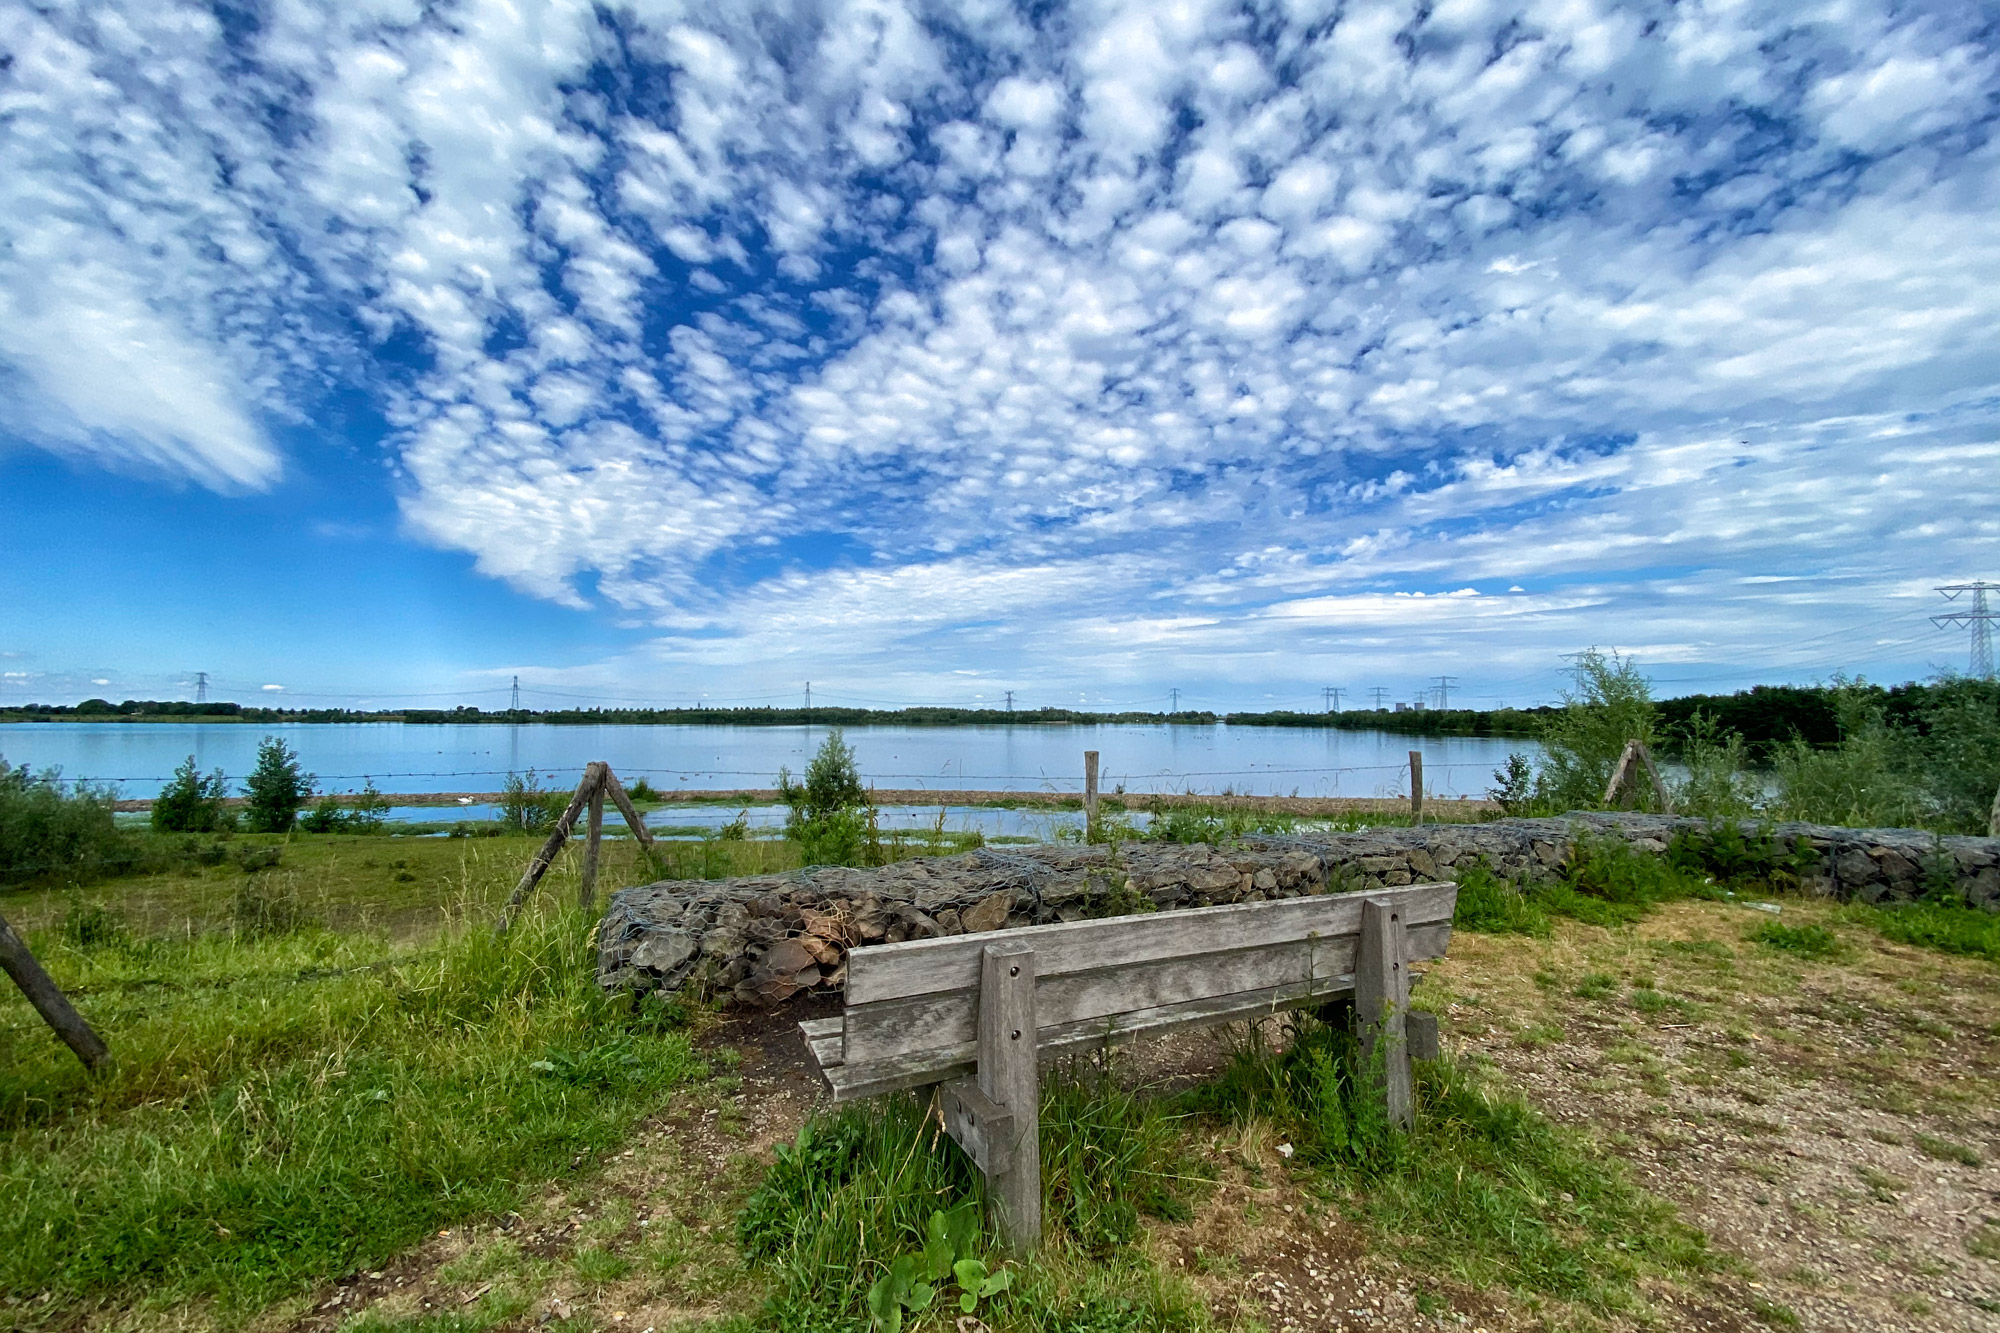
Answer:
[843,882,1455,1007]
[839,918,1449,1068]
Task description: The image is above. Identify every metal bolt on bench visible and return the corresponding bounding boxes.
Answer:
[799,881,1459,1253]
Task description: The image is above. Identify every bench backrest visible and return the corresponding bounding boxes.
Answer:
[810,882,1456,1100]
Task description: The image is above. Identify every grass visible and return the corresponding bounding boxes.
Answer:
[735,1063,1209,1333]
[0,837,708,1323]
[1182,1013,1713,1314]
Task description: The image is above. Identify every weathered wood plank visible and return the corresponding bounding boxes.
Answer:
[843,919,1448,1067]
[940,1077,1013,1175]
[839,919,1450,1067]
[820,970,1363,1102]
[1355,898,1412,1130]
[844,882,1456,1006]
[0,909,112,1075]
[495,765,603,934]
[979,943,1040,1254]
[602,769,657,851]
[579,774,606,909]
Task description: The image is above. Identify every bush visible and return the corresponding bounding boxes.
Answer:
[1669,711,1759,820]
[151,756,231,833]
[1534,649,1661,813]
[0,759,135,886]
[779,730,880,867]
[298,781,391,835]
[498,770,569,833]
[242,737,312,834]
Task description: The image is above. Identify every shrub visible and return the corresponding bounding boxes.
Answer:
[298,781,391,835]
[0,759,135,886]
[151,755,230,833]
[1534,649,1661,813]
[242,737,312,834]
[1669,711,1759,820]
[498,770,567,833]
[779,730,879,867]
[622,776,660,803]
[1487,753,1537,815]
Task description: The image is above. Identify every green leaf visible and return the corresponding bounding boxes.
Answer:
[942,1201,980,1260]
[960,1290,978,1314]
[978,1269,1012,1299]
[906,1280,936,1312]
[866,1275,903,1333]
[952,1257,988,1292]
[922,1211,955,1282]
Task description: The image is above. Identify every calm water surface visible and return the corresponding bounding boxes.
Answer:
[1,722,1536,801]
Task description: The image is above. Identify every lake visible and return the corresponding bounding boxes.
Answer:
[0,722,1536,802]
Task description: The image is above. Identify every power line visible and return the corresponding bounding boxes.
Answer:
[1432,675,1458,709]
[1933,582,1998,679]
[1169,687,1181,712]
[194,672,209,704]
[1003,690,1015,713]
[510,675,521,711]
[1322,686,1344,712]
[1369,687,1389,709]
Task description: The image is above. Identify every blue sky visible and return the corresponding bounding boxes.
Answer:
[2,0,1997,713]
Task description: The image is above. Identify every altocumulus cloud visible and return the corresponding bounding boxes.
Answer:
[3,0,1998,697]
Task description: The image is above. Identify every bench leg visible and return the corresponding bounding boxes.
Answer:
[979,942,1041,1254]
[1355,898,1414,1131]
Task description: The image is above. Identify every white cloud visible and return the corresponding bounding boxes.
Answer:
[6,0,1999,700]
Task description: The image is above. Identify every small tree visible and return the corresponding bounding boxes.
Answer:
[152,755,230,832]
[778,729,878,866]
[1534,649,1661,812]
[243,736,312,833]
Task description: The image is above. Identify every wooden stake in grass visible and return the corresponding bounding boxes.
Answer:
[579,777,605,910]
[601,769,657,852]
[497,761,606,933]
[1083,750,1100,841]
[1603,739,1674,814]
[0,909,111,1076]
[1409,750,1424,826]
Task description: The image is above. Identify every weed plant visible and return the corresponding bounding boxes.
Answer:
[778,730,880,867]
[0,898,699,1318]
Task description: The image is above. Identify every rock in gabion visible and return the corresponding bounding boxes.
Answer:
[595,814,2000,1005]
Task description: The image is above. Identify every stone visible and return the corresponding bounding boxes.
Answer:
[960,890,1012,934]
[594,814,2000,999]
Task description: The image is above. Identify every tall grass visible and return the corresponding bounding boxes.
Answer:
[0,897,700,1318]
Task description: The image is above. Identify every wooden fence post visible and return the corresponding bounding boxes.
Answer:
[979,941,1041,1254]
[496,763,604,934]
[1603,740,1674,814]
[1083,750,1100,841]
[1408,750,1424,827]
[0,910,111,1075]
[579,773,606,910]
[602,769,657,851]
[1987,781,1998,838]
[1355,898,1413,1131]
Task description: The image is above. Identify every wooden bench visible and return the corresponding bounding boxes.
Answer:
[798,881,1459,1252]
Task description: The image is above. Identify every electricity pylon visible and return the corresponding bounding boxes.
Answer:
[1935,583,1999,678]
